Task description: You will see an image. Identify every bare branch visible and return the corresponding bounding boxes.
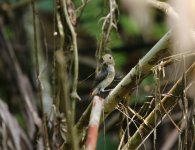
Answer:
[61,0,81,101]
[122,62,195,149]
[96,0,119,71]
[75,31,171,139]
[55,50,79,150]
[147,0,179,20]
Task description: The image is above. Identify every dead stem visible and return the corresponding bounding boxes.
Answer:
[30,0,43,115]
[56,51,79,150]
[61,0,81,101]
[96,0,118,72]
[122,63,195,150]
[75,31,171,139]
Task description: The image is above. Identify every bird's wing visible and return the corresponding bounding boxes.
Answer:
[95,64,108,84]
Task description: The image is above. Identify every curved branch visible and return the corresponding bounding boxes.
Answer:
[96,0,118,71]
[61,0,81,101]
[147,0,179,20]
[103,31,171,115]
[75,31,171,138]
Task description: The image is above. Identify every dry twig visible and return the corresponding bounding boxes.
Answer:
[122,62,195,149]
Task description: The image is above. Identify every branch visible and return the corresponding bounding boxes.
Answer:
[30,0,44,116]
[75,31,171,139]
[122,62,195,149]
[96,0,118,70]
[146,0,179,20]
[55,1,79,149]
[61,0,81,101]
[160,120,186,150]
[147,0,195,43]
[103,30,171,116]
[85,96,104,150]
[55,50,79,150]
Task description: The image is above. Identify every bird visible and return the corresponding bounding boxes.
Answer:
[90,54,115,99]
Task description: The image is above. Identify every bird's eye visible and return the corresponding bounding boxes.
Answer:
[109,56,111,59]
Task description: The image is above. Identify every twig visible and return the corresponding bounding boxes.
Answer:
[102,0,118,43]
[30,0,49,147]
[55,50,79,150]
[160,117,187,150]
[121,62,195,150]
[75,31,171,142]
[55,1,79,148]
[103,31,171,117]
[59,1,80,148]
[61,0,81,101]
[54,12,65,109]
[146,0,179,20]
[30,0,43,115]
[147,0,195,44]
[76,0,90,12]
[76,0,90,24]
[96,0,118,71]
[152,63,181,132]
[85,96,104,150]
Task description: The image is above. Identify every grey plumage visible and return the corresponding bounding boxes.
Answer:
[91,54,115,97]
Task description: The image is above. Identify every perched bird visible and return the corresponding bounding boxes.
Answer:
[90,54,115,98]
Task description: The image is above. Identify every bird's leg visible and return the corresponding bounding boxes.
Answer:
[102,89,113,92]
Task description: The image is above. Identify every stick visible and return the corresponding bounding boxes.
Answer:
[86,96,104,150]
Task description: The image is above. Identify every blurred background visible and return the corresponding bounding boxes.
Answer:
[0,0,194,150]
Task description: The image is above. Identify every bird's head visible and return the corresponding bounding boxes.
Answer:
[102,54,115,65]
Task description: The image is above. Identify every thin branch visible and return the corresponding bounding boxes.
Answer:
[122,62,195,150]
[146,0,179,20]
[147,0,195,44]
[75,30,171,140]
[54,12,65,109]
[61,0,81,101]
[96,0,118,71]
[75,0,195,145]
[55,1,79,149]
[103,30,170,116]
[76,0,90,24]
[30,0,44,115]
[55,50,79,150]
[160,117,187,150]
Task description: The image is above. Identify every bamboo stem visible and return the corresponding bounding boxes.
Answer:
[86,96,104,150]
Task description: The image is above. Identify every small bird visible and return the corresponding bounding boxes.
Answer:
[90,54,115,98]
